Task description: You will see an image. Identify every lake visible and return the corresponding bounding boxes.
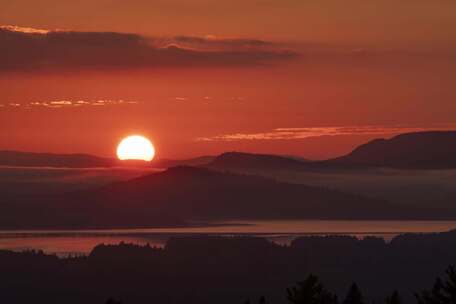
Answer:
[1,220,456,256]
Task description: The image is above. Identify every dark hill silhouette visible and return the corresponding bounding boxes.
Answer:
[50,166,401,229]
[0,150,116,168]
[0,167,402,228]
[328,131,456,169]
[82,166,399,224]
[154,155,215,168]
[0,150,214,169]
[4,131,456,170]
[205,131,456,172]
[3,165,454,229]
[207,151,309,171]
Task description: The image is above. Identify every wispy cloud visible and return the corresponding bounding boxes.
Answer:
[158,35,276,51]
[0,99,138,109]
[196,124,456,141]
[0,25,298,72]
[0,25,50,34]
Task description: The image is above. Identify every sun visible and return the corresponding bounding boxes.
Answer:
[116,135,156,161]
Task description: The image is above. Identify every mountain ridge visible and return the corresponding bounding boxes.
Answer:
[0,150,215,169]
[0,165,409,229]
[328,131,456,169]
[3,130,456,170]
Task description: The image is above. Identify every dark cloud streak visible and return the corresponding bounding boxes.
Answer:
[0,26,298,72]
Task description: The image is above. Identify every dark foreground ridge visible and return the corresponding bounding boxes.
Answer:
[1,231,456,304]
[0,165,407,229]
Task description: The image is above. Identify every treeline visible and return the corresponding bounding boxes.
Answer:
[2,233,456,304]
[105,266,456,304]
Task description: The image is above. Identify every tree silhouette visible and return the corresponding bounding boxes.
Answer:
[259,296,268,304]
[244,297,269,304]
[416,266,456,304]
[343,283,364,304]
[385,291,401,304]
[105,298,122,304]
[287,274,337,304]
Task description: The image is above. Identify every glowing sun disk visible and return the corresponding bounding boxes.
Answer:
[117,135,155,161]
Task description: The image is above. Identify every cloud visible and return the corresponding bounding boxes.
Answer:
[196,124,456,141]
[0,25,50,34]
[0,99,138,109]
[168,35,274,50]
[1,25,450,74]
[0,25,298,72]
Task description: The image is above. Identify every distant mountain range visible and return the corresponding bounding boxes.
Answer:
[2,130,456,228]
[154,156,216,168]
[84,166,396,222]
[3,131,455,170]
[328,131,456,169]
[0,150,115,168]
[207,151,309,171]
[0,150,215,169]
[207,131,456,171]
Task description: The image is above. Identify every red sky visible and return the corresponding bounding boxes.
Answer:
[1,0,456,159]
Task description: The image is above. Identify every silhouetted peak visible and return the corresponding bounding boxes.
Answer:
[209,151,307,170]
[0,150,115,168]
[330,130,456,169]
[392,131,456,141]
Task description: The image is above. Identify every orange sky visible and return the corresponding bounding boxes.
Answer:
[1,0,456,159]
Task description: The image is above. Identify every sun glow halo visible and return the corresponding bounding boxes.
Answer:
[116,135,155,161]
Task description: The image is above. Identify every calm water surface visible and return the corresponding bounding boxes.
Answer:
[1,220,456,256]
